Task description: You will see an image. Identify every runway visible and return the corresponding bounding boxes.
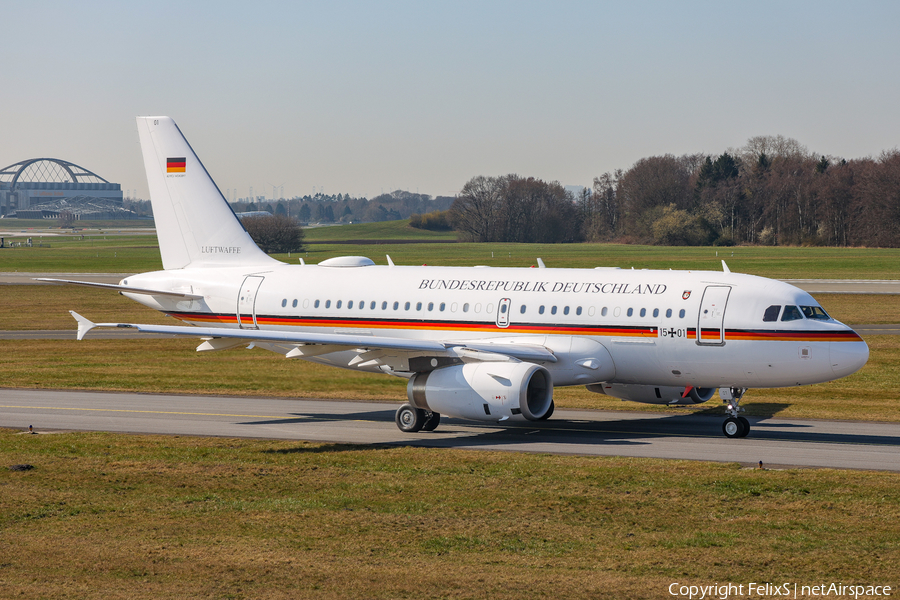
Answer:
[2,389,898,472]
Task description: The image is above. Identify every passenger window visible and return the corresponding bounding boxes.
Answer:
[551,306,557,315]
[370,301,376,310]
[640,308,646,317]
[652,308,659,318]
[393,301,399,310]
[315,299,320,308]
[678,309,685,318]
[281,299,287,308]
[665,308,672,318]
[404,302,410,310]
[348,301,354,309]
[293,299,298,308]
[563,306,569,315]
[337,300,342,309]
[520,305,526,314]
[439,303,445,311]
[427,302,434,311]
[539,305,545,315]
[382,301,388,310]
[475,303,482,313]
[325,300,331,309]
[576,306,582,316]
[500,304,507,314]
[781,305,803,321]
[416,302,423,311]
[601,307,608,317]
[763,305,781,322]
[627,308,633,317]
[463,303,469,312]
[801,305,830,320]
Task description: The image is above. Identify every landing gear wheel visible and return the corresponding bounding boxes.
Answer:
[737,416,750,438]
[721,387,750,438]
[396,403,426,432]
[723,417,745,438]
[421,411,441,432]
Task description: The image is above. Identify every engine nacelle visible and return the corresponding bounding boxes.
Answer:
[407,362,553,422]
[586,383,715,405]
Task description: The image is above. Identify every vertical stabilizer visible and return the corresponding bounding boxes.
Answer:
[136,116,278,270]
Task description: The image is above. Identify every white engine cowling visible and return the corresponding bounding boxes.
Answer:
[587,383,715,405]
[407,362,553,422]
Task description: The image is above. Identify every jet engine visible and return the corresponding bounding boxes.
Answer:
[407,362,553,422]
[587,383,715,405]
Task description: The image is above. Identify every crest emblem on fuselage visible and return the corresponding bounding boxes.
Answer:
[682,290,692,300]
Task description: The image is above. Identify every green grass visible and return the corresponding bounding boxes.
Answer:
[1,430,898,599]
[2,221,899,278]
[303,219,456,241]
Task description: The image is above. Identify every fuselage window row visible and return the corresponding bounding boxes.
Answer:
[292,300,688,321]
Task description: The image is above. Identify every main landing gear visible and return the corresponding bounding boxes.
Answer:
[721,387,750,438]
[395,403,440,433]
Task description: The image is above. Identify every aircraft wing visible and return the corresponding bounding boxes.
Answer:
[69,312,557,363]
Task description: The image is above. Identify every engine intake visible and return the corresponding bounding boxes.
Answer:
[408,362,553,422]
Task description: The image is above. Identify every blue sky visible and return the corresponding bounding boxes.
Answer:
[2,1,898,200]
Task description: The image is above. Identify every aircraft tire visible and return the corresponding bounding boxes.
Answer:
[396,403,427,433]
[421,411,441,431]
[722,417,743,438]
[737,416,750,438]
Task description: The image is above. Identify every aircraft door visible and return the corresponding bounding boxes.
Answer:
[237,275,265,329]
[697,285,730,345]
[496,298,511,328]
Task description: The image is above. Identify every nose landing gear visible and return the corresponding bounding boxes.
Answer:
[720,387,749,438]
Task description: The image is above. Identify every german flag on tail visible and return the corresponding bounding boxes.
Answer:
[167,157,186,173]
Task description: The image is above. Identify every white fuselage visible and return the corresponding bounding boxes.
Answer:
[121,261,869,391]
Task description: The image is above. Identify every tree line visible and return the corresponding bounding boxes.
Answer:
[447,135,900,247]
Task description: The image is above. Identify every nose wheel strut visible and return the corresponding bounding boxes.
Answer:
[722,387,749,438]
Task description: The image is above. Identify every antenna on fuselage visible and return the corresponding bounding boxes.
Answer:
[386,255,395,267]
[536,258,545,268]
[722,260,731,273]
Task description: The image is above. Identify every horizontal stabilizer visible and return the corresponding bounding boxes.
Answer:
[38,278,203,299]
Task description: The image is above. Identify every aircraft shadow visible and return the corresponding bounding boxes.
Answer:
[237,405,900,450]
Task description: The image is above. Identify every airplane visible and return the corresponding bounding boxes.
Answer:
[44,116,870,439]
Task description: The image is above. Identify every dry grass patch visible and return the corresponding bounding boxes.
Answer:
[1,430,898,599]
[1,334,898,422]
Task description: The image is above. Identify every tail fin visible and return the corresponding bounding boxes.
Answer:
[136,116,277,270]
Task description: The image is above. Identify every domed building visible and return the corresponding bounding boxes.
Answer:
[0,158,132,219]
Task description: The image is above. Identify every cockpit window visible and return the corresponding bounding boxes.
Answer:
[781,305,803,321]
[763,305,781,322]
[801,305,830,320]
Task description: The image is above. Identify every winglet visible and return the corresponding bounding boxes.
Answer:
[721,260,731,273]
[70,311,96,341]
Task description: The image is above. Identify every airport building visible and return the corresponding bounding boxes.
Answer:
[0,158,132,219]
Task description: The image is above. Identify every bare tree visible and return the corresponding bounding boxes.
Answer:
[241,215,305,254]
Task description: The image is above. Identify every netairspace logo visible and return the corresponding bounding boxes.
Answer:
[668,582,893,599]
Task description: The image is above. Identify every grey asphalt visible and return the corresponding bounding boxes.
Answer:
[2,389,898,472]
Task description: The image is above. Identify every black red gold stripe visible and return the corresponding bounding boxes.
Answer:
[164,311,863,343]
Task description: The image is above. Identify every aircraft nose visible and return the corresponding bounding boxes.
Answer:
[830,333,869,379]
